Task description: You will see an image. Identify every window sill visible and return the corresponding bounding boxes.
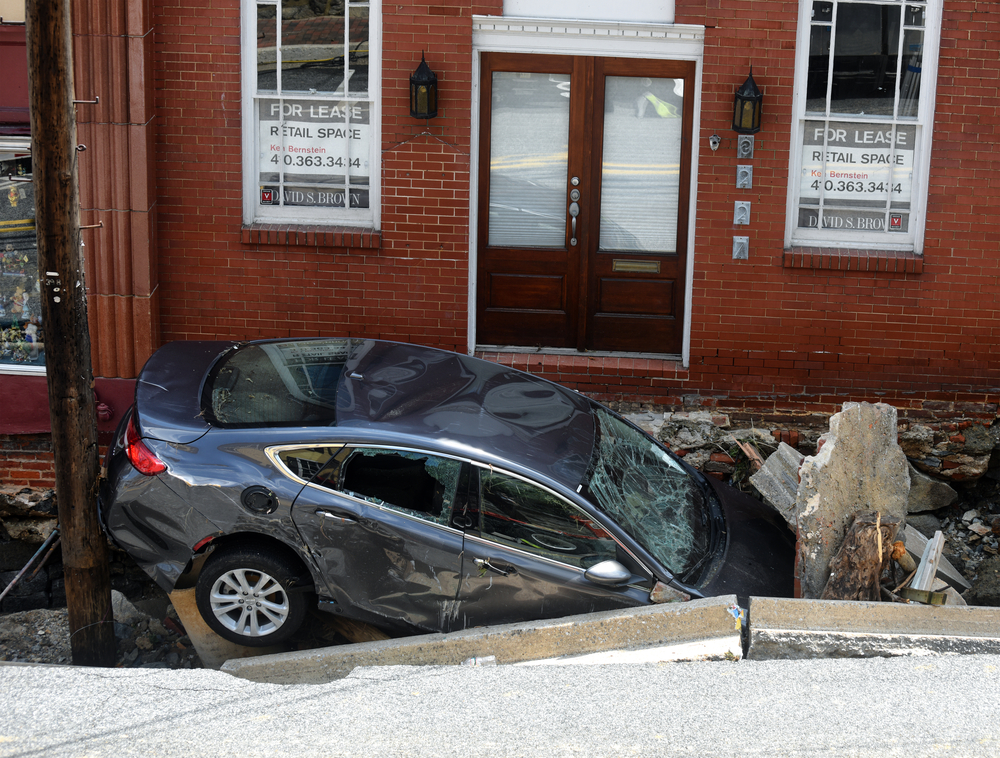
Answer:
[783,247,922,274]
[241,224,381,250]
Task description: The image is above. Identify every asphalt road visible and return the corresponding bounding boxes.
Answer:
[1,654,998,757]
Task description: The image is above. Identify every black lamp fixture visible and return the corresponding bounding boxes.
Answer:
[410,52,438,119]
[732,68,763,134]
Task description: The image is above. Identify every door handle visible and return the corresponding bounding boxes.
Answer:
[568,201,580,246]
[474,557,515,577]
[315,509,357,524]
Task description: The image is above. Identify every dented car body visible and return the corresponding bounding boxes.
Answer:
[100,338,794,645]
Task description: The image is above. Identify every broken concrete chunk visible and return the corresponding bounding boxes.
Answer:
[796,403,911,599]
[748,442,805,526]
[112,590,151,626]
[903,525,972,591]
[906,461,958,513]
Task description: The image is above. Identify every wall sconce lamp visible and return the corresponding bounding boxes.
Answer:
[732,68,763,134]
[410,52,438,120]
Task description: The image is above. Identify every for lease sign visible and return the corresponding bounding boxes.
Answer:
[257,98,371,208]
[798,121,915,233]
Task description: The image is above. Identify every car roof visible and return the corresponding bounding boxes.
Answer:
[137,338,597,488]
[339,340,596,488]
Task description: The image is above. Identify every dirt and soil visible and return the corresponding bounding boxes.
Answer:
[0,590,203,668]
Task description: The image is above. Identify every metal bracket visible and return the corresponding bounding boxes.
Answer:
[80,221,104,230]
[73,96,100,105]
[6,173,31,183]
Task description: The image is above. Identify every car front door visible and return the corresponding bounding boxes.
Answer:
[455,464,649,630]
[287,445,470,633]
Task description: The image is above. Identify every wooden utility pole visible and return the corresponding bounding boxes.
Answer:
[24,0,115,665]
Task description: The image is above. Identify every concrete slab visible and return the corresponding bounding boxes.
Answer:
[747,596,1000,660]
[168,588,288,670]
[220,595,744,684]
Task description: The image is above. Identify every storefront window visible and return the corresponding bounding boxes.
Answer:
[242,0,380,228]
[787,1,940,252]
[0,148,44,367]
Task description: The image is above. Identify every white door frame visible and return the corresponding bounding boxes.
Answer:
[469,16,705,365]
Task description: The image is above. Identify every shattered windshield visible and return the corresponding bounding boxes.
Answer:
[584,406,711,577]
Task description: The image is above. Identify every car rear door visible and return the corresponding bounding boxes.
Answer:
[456,464,648,629]
[284,445,470,633]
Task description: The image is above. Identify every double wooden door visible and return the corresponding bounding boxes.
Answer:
[476,53,695,354]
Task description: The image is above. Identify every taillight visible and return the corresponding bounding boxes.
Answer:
[125,415,167,476]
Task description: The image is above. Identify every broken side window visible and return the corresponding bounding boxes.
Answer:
[338,447,463,526]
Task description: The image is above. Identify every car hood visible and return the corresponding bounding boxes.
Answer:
[698,476,796,601]
[135,340,234,443]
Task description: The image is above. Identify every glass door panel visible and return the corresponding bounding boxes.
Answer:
[599,76,684,253]
[488,73,571,248]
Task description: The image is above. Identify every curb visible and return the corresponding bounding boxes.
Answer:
[747,596,1000,659]
[220,595,744,684]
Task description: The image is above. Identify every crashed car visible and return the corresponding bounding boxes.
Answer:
[100,338,794,646]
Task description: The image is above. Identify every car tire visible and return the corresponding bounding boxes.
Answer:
[195,546,307,647]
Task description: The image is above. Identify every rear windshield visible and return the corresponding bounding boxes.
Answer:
[203,339,360,427]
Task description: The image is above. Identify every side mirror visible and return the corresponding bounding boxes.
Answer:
[584,560,631,587]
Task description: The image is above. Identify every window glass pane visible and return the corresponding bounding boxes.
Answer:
[898,29,923,119]
[829,3,901,116]
[488,72,570,248]
[599,76,683,253]
[478,469,617,569]
[806,25,831,113]
[277,445,342,481]
[341,449,463,526]
[279,1,345,94]
[905,4,925,27]
[812,1,833,22]
[257,4,277,92]
[348,6,370,96]
[0,152,43,367]
[251,0,376,219]
[793,0,933,248]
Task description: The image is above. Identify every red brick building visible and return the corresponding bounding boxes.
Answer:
[2,0,997,486]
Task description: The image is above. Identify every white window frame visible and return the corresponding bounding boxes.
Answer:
[240,0,381,229]
[784,0,941,254]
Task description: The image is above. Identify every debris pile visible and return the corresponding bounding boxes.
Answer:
[0,590,201,667]
[749,402,978,606]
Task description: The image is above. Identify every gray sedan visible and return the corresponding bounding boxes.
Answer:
[100,338,794,646]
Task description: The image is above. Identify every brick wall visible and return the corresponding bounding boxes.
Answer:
[148,0,496,354]
[0,435,55,489]
[662,1,1000,413]
[143,0,1000,415]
